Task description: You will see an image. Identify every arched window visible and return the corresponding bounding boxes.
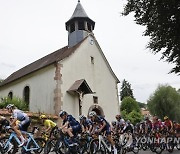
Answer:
[23,86,30,108]
[8,91,13,100]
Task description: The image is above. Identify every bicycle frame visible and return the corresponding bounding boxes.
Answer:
[98,134,111,152]
[4,130,40,152]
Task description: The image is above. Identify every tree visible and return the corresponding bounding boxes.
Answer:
[120,79,134,101]
[138,102,147,109]
[122,0,180,74]
[120,96,140,113]
[147,84,180,122]
[120,97,142,124]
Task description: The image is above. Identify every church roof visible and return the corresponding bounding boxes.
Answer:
[70,1,89,19]
[65,1,95,28]
[0,40,84,87]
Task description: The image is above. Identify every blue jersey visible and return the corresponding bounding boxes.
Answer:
[82,119,93,128]
[94,116,110,127]
[63,115,80,127]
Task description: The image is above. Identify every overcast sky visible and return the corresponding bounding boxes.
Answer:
[0,0,179,103]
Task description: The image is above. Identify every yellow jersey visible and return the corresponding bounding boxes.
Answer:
[44,119,56,128]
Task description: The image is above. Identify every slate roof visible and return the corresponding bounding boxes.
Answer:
[65,1,95,30]
[0,40,84,87]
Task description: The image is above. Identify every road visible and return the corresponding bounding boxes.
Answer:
[16,149,179,154]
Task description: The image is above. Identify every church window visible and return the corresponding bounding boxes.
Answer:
[93,96,98,104]
[23,86,30,109]
[87,23,92,32]
[91,56,94,64]
[78,21,85,30]
[70,23,75,33]
[8,91,13,100]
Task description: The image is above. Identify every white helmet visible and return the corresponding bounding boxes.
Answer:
[6,104,14,109]
[79,115,86,121]
[89,111,97,117]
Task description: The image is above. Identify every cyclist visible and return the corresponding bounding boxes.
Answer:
[115,114,125,132]
[59,110,81,144]
[123,120,134,134]
[0,115,10,137]
[144,117,152,133]
[39,114,57,138]
[6,104,30,147]
[89,111,117,154]
[164,116,173,132]
[79,115,93,133]
[111,121,118,134]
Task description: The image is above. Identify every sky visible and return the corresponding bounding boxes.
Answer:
[0,0,179,103]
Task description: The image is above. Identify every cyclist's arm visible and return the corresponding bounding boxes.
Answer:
[60,121,69,129]
[98,121,106,132]
[10,118,17,127]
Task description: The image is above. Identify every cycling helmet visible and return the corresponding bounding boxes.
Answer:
[59,110,67,117]
[111,121,116,126]
[164,116,168,120]
[126,120,131,124]
[6,104,14,110]
[89,111,96,117]
[40,114,47,119]
[115,114,121,119]
[79,115,86,121]
[144,116,149,120]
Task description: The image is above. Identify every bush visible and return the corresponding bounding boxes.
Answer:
[0,96,29,111]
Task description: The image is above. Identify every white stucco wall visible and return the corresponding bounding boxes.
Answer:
[60,36,120,122]
[0,65,56,114]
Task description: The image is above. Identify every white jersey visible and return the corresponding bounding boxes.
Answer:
[12,109,28,121]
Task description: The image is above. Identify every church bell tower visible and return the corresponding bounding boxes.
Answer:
[65,0,95,47]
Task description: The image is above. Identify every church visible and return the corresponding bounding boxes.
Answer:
[0,1,120,122]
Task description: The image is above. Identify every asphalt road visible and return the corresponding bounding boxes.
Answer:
[16,149,179,154]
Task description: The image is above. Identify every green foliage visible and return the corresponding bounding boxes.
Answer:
[0,96,29,111]
[127,110,143,125]
[147,84,180,122]
[120,79,134,101]
[120,97,140,113]
[138,102,147,109]
[122,0,180,74]
[120,97,142,125]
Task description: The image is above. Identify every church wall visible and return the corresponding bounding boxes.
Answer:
[0,65,56,114]
[60,36,120,122]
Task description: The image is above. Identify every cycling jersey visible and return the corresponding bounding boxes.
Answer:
[94,116,111,135]
[164,120,173,131]
[44,119,56,128]
[63,115,81,134]
[82,119,93,129]
[12,109,30,131]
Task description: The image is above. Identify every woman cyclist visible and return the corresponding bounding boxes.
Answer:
[6,104,30,146]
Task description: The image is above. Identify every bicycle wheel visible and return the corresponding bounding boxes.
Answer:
[55,139,68,154]
[44,138,57,154]
[0,137,18,154]
[89,138,106,154]
[78,138,89,153]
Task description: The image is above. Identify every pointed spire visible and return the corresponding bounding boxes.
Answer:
[69,1,89,19]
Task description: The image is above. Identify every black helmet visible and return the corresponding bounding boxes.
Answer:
[59,110,67,117]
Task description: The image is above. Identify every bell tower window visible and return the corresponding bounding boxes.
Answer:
[78,21,85,30]
[70,23,75,33]
[87,23,92,32]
